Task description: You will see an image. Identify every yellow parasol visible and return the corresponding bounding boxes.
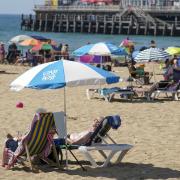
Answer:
[165,47,180,55]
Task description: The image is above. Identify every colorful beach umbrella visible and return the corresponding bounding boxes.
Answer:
[9,35,33,44]
[165,47,180,55]
[134,48,170,62]
[31,43,53,51]
[78,55,111,63]
[19,39,41,46]
[72,42,124,57]
[10,60,120,91]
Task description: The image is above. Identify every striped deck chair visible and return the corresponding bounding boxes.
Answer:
[3,112,60,170]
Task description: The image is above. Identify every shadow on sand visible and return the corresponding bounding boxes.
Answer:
[11,162,180,180]
[0,71,18,75]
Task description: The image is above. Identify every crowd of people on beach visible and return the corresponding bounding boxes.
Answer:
[0,41,70,66]
[0,37,180,171]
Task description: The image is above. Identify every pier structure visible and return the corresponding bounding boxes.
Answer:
[21,0,180,36]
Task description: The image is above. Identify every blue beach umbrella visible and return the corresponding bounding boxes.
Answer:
[72,42,126,57]
[10,60,119,91]
[134,48,170,82]
[132,50,140,59]
[135,48,170,62]
[10,59,120,167]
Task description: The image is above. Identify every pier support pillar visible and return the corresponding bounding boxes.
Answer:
[80,21,84,33]
[103,16,107,34]
[39,13,42,32]
[58,15,62,32]
[144,21,148,35]
[118,22,122,34]
[73,16,76,32]
[162,24,166,36]
[171,24,175,36]
[95,21,99,33]
[66,20,69,32]
[88,22,91,33]
[44,13,48,32]
[136,23,139,35]
[52,14,57,32]
[154,24,157,36]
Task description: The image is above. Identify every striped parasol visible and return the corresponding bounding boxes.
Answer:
[135,48,170,62]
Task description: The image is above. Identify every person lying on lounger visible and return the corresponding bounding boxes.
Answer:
[67,117,104,145]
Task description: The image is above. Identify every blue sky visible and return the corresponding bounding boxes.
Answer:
[0,0,44,14]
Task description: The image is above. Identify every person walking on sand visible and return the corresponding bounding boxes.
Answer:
[0,43,5,64]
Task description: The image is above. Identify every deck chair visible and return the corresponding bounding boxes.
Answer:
[3,112,60,170]
[151,80,180,100]
[151,70,180,100]
[56,115,133,168]
[127,63,153,85]
[86,87,136,102]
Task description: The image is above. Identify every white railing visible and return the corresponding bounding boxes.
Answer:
[34,5,120,11]
[34,4,180,12]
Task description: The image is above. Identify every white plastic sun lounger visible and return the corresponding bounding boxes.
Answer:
[78,144,133,167]
[86,87,135,102]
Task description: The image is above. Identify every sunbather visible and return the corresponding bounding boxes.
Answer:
[67,117,104,145]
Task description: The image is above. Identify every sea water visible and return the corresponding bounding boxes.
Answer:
[0,14,180,53]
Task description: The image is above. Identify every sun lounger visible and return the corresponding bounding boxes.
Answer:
[134,80,180,101]
[86,87,136,102]
[79,144,133,167]
[151,81,180,101]
[55,115,133,168]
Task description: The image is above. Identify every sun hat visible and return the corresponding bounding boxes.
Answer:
[35,107,47,113]
[16,102,24,108]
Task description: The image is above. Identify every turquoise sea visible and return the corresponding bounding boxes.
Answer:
[0,14,180,52]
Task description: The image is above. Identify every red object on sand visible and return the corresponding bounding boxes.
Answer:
[16,102,24,108]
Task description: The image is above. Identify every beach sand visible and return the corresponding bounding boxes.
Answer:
[0,63,180,180]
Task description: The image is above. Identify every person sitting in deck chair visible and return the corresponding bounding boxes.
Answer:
[128,62,152,85]
[0,108,58,169]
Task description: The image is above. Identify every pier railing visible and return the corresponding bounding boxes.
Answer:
[34,4,180,13]
[34,5,120,12]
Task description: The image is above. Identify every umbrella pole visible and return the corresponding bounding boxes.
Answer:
[64,87,68,169]
[101,55,103,69]
[153,62,156,82]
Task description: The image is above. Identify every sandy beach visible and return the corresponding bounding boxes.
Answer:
[0,63,180,180]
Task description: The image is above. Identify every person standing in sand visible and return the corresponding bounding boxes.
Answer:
[0,43,5,63]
